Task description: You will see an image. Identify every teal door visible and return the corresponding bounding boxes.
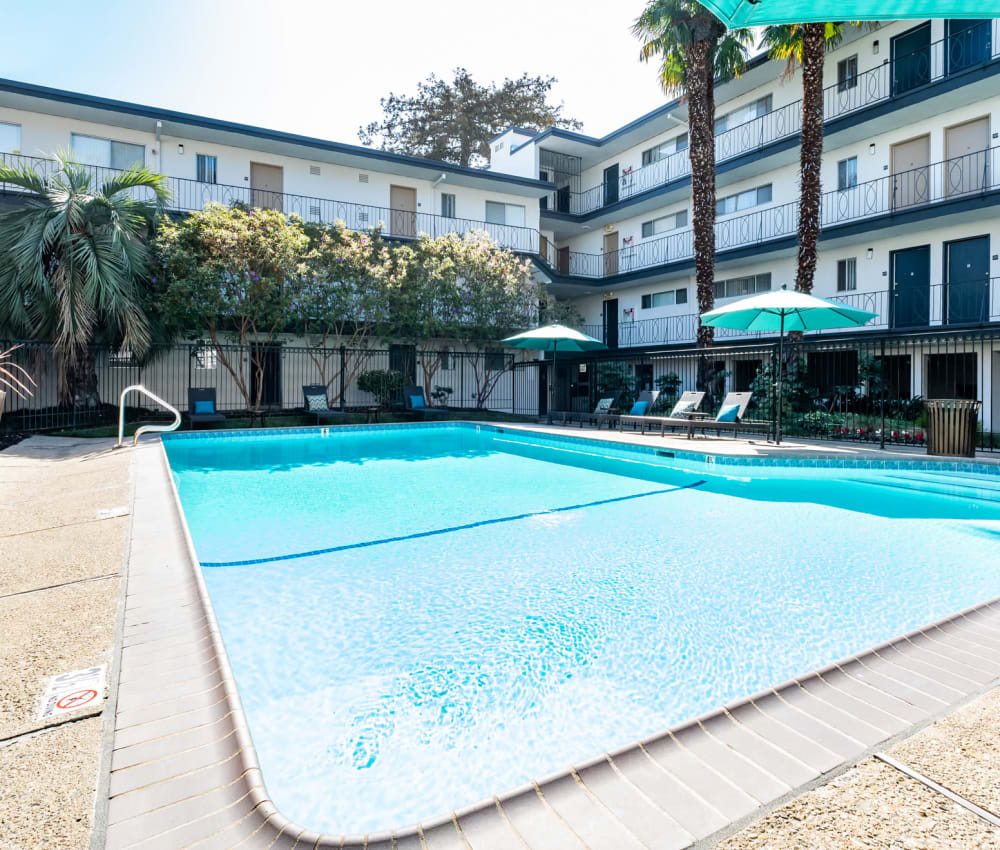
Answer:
[891,246,930,328]
[947,19,991,75]
[945,235,990,324]
[892,23,931,96]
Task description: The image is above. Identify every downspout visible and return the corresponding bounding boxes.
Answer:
[154,120,162,174]
[431,172,447,232]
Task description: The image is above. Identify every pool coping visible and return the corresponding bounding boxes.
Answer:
[105,422,1000,849]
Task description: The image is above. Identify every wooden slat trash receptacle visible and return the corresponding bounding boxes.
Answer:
[925,399,982,457]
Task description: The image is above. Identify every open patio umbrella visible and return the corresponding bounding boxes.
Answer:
[699,0,992,27]
[502,324,606,409]
[700,286,877,444]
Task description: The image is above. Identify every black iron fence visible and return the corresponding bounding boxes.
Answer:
[0,341,542,433]
[546,21,1000,216]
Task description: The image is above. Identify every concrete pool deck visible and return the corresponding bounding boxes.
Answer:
[3,428,1000,848]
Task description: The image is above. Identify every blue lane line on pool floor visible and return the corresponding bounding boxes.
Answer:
[200,480,707,567]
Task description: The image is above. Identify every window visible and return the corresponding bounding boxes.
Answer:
[0,121,21,153]
[837,157,858,190]
[713,273,772,300]
[439,347,453,370]
[715,96,772,134]
[837,55,859,92]
[484,348,506,371]
[716,184,772,216]
[641,210,688,238]
[441,193,456,218]
[71,134,145,169]
[485,201,525,227]
[108,347,136,368]
[194,347,218,370]
[196,154,217,184]
[641,133,689,165]
[837,258,857,291]
[641,288,688,309]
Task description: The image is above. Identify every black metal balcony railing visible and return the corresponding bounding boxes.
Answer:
[0,152,543,255]
[579,278,1000,349]
[546,20,1000,217]
[558,145,1000,280]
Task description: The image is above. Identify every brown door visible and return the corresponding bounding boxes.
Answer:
[389,185,417,238]
[250,163,283,211]
[945,116,989,197]
[890,135,930,210]
[539,234,549,264]
[557,246,570,274]
[603,231,619,277]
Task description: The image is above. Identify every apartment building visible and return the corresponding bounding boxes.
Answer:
[488,18,1000,433]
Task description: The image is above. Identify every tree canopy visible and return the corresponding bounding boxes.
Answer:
[358,68,583,167]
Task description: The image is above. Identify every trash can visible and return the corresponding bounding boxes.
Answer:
[925,399,982,458]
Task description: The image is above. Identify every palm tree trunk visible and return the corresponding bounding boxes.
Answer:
[796,23,826,295]
[688,39,717,350]
[64,345,101,409]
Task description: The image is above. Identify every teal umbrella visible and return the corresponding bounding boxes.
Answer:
[701,286,877,443]
[700,0,991,26]
[502,324,606,411]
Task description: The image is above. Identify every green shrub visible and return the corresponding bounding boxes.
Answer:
[357,369,405,407]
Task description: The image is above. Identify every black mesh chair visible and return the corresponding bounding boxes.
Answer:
[302,384,345,422]
[402,384,449,418]
[187,388,226,428]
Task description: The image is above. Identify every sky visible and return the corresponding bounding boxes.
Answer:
[1,0,673,145]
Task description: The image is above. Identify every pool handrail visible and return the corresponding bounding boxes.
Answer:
[116,384,181,447]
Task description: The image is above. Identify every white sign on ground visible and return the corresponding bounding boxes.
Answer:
[38,665,106,720]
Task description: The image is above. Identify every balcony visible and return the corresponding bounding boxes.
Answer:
[549,145,1000,280]
[579,278,1000,350]
[0,152,544,256]
[543,20,1000,218]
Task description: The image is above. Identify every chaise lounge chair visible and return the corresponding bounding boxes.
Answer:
[623,391,706,436]
[615,390,661,432]
[187,388,226,429]
[650,391,762,439]
[547,397,615,428]
[403,385,449,418]
[302,384,346,423]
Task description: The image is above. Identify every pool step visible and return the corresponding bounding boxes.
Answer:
[853,473,1000,504]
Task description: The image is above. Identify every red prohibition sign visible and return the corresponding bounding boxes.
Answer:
[56,689,98,710]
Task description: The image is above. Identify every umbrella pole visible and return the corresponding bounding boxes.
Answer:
[776,312,784,445]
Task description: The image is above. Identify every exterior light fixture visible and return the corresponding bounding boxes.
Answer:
[873,40,879,55]
[177,144,184,155]
[866,248,874,260]
[869,143,876,155]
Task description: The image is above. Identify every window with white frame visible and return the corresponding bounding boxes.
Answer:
[485,201,525,227]
[713,272,772,300]
[837,157,858,190]
[71,134,145,169]
[837,55,859,92]
[196,154,217,184]
[716,184,772,216]
[441,193,456,218]
[439,347,453,370]
[641,133,688,165]
[641,210,688,238]
[0,121,21,153]
[194,347,218,370]
[641,287,688,309]
[837,258,857,291]
[715,95,772,134]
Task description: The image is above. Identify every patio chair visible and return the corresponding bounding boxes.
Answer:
[548,397,615,428]
[403,385,449,418]
[616,390,662,432]
[187,388,225,429]
[624,391,706,436]
[302,385,345,423]
[652,391,764,439]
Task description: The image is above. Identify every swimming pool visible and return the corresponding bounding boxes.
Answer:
[163,423,1000,835]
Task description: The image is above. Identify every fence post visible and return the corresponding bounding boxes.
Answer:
[339,345,346,411]
[879,338,886,450]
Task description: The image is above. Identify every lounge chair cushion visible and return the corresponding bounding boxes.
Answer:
[671,399,696,416]
[193,400,215,415]
[410,394,425,409]
[304,393,328,411]
[630,400,648,415]
[717,403,741,422]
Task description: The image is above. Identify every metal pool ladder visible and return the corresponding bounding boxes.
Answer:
[116,384,182,448]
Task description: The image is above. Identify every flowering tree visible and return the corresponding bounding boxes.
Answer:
[156,204,308,422]
[297,222,402,405]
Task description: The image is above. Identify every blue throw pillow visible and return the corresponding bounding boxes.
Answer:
[629,400,648,416]
[717,403,740,422]
[193,399,215,415]
[410,394,425,409]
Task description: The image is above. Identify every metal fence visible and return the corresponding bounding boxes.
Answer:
[553,330,1000,452]
[0,341,542,433]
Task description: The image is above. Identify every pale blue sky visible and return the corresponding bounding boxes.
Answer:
[2,0,673,144]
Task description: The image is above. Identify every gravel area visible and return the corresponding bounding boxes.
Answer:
[0,483,130,537]
[0,717,103,850]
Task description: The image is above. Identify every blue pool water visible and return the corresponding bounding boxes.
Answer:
[164,425,1000,834]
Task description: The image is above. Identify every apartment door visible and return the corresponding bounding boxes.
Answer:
[945,235,990,324]
[946,19,992,75]
[602,298,619,349]
[603,164,619,207]
[389,185,417,238]
[250,343,282,407]
[250,163,283,211]
[603,231,619,277]
[890,245,931,328]
[891,22,931,96]
[388,344,416,384]
[945,116,989,197]
[891,134,930,210]
[556,185,571,213]
[557,246,570,274]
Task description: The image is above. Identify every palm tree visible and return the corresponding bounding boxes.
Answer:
[0,153,169,406]
[633,1,752,349]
